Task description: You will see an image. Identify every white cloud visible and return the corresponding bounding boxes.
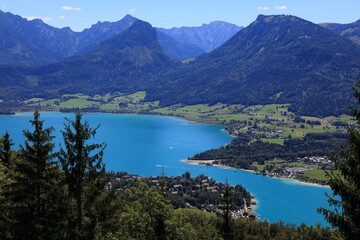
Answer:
[128,8,136,14]
[275,5,288,10]
[59,16,66,20]
[25,16,52,22]
[62,6,81,11]
[257,6,269,11]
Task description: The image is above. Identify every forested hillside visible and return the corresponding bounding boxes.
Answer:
[147,15,360,117]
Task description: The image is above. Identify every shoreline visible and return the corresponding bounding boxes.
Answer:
[5,105,231,126]
[182,159,330,188]
[181,159,259,215]
[12,109,224,127]
[12,110,330,189]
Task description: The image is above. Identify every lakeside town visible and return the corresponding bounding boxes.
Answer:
[105,171,258,220]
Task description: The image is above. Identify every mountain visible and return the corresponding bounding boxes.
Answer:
[0,10,78,66]
[76,14,138,53]
[320,19,360,46]
[0,20,178,99]
[156,31,205,60]
[2,14,360,117]
[147,15,360,117]
[0,10,229,64]
[0,11,140,66]
[158,21,243,52]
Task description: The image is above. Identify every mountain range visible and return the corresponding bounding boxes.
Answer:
[158,21,243,52]
[147,15,360,116]
[1,11,360,117]
[0,10,241,65]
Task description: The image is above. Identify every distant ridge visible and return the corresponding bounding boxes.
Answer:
[0,10,240,65]
[0,11,139,66]
[156,31,206,60]
[157,21,243,52]
[320,19,360,46]
[0,10,78,65]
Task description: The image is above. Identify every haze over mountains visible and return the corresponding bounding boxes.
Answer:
[0,10,240,65]
[158,21,243,52]
[1,10,360,117]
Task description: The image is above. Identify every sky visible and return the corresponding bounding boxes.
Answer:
[1,0,359,32]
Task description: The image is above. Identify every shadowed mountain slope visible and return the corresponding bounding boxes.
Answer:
[147,15,360,116]
[0,20,178,99]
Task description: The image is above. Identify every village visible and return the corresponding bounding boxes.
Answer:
[106,171,257,220]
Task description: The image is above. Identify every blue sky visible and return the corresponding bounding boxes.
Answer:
[1,0,359,31]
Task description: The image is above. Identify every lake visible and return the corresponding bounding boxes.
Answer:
[0,111,332,226]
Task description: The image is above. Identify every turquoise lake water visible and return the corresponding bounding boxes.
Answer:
[0,112,332,226]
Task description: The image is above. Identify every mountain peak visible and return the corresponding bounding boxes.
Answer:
[123,14,137,21]
[255,14,304,24]
[90,19,162,55]
[119,20,156,44]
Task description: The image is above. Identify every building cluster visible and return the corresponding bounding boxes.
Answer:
[106,172,257,220]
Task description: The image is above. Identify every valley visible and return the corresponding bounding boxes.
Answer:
[16,90,353,185]
[1,3,360,237]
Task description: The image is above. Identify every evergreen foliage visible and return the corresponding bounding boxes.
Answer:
[59,111,106,239]
[9,111,67,239]
[191,132,347,169]
[318,82,360,239]
[221,180,234,240]
[0,111,344,239]
[0,131,14,168]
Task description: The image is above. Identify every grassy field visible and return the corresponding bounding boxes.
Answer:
[59,99,101,109]
[24,92,350,143]
[302,169,329,182]
[251,159,332,184]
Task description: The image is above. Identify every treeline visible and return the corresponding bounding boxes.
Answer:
[0,112,339,239]
[0,111,108,239]
[191,132,348,169]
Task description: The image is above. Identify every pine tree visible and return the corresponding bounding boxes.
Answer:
[222,179,235,240]
[318,82,360,239]
[11,111,67,239]
[59,111,106,239]
[0,131,14,168]
[0,159,14,239]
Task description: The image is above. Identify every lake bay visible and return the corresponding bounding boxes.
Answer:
[1,112,332,226]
